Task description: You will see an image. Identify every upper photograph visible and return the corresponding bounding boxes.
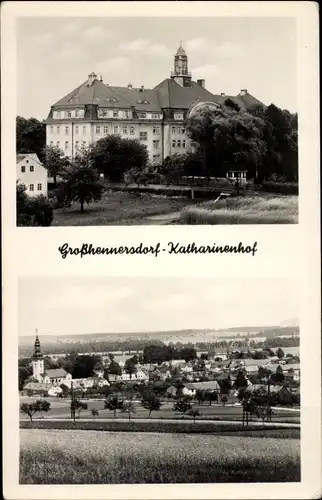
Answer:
[16,17,298,226]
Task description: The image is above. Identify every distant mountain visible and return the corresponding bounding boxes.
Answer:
[279,317,299,327]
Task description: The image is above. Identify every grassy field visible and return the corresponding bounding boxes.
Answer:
[51,189,298,226]
[52,190,192,226]
[179,195,298,224]
[19,397,301,424]
[20,429,300,484]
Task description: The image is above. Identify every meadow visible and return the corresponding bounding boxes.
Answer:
[51,189,298,226]
[20,429,300,484]
[179,195,298,225]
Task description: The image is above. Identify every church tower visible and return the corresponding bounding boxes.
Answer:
[171,42,192,87]
[32,330,44,382]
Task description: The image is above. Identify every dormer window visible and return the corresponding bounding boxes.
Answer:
[105,97,118,103]
[138,112,147,119]
[137,99,150,105]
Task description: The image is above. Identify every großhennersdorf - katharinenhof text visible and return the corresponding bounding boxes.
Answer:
[58,241,258,259]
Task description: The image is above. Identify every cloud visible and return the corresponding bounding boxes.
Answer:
[191,63,221,78]
[186,38,208,52]
[95,56,129,73]
[214,41,245,58]
[83,25,112,41]
[119,39,170,57]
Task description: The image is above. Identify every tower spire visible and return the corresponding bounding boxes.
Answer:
[171,42,191,87]
[33,329,42,359]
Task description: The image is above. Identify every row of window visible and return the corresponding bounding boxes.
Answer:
[172,140,186,148]
[28,183,43,191]
[54,110,84,119]
[172,126,186,135]
[98,109,132,119]
[50,124,162,136]
[21,165,34,173]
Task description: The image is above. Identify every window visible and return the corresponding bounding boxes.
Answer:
[75,141,79,149]
[57,141,60,148]
[124,110,131,118]
[50,141,54,146]
[182,128,185,134]
[153,140,160,149]
[37,183,42,191]
[172,140,176,148]
[75,126,79,135]
[104,126,108,135]
[106,97,117,103]
[138,112,147,119]
[123,126,128,134]
[21,166,25,173]
[29,184,34,191]
[100,109,108,117]
[153,154,161,162]
[30,165,34,172]
[153,126,160,135]
[66,111,72,118]
[50,126,53,133]
[130,126,135,134]
[177,127,181,134]
[177,140,181,148]
[174,112,184,120]
[65,141,69,150]
[182,140,186,148]
[82,126,86,135]
[114,125,119,134]
[96,126,100,134]
[140,132,147,141]
[152,113,160,119]
[57,111,61,118]
[75,110,79,118]
[57,126,60,134]
[172,127,176,134]
[113,110,118,118]
[65,126,69,135]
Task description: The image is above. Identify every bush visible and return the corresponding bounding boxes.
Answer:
[259,181,298,195]
[17,184,54,226]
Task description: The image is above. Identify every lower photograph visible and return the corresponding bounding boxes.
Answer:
[18,276,300,484]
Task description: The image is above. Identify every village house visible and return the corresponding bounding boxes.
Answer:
[16,153,48,197]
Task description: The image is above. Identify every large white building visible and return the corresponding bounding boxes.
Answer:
[16,153,48,197]
[45,43,262,166]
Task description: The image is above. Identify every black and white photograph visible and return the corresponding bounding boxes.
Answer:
[19,276,300,484]
[16,16,298,226]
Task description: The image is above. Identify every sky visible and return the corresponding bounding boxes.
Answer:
[18,277,299,337]
[17,16,297,120]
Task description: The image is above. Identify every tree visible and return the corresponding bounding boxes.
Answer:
[20,402,40,422]
[234,370,248,390]
[18,364,33,391]
[141,392,161,417]
[276,348,285,359]
[60,384,69,398]
[189,408,200,423]
[42,145,68,187]
[124,358,137,380]
[108,360,122,377]
[16,116,46,161]
[220,394,228,406]
[35,399,51,418]
[173,397,192,416]
[16,183,54,227]
[195,389,206,405]
[104,394,123,418]
[75,400,88,418]
[88,135,148,182]
[200,353,208,361]
[124,164,155,187]
[205,390,218,406]
[273,365,285,384]
[121,401,136,421]
[56,153,104,212]
[162,154,186,185]
[91,408,99,420]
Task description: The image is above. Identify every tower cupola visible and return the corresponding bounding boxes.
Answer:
[171,42,192,87]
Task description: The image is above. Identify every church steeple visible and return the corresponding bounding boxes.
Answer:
[33,329,42,358]
[171,42,192,87]
[32,329,44,381]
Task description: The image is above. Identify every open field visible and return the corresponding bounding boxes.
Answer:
[179,195,298,224]
[19,397,301,424]
[51,189,298,226]
[20,429,300,483]
[51,190,194,226]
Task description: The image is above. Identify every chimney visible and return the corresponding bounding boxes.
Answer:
[240,89,248,96]
[99,74,103,82]
[221,93,225,97]
[197,79,205,88]
[87,72,97,86]
[128,83,133,89]
[140,85,144,92]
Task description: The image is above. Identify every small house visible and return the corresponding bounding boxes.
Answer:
[226,169,247,186]
[16,153,48,197]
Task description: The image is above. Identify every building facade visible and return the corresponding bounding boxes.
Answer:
[45,44,263,167]
[16,153,48,197]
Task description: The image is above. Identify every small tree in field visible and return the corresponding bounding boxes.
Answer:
[57,152,104,212]
[173,397,192,417]
[91,408,99,420]
[121,401,136,421]
[20,402,40,422]
[35,399,51,418]
[42,144,68,187]
[141,392,161,418]
[189,408,200,423]
[220,394,228,406]
[104,394,123,418]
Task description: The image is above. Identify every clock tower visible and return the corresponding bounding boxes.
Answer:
[32,330,44,382]
[171,42,192,87]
